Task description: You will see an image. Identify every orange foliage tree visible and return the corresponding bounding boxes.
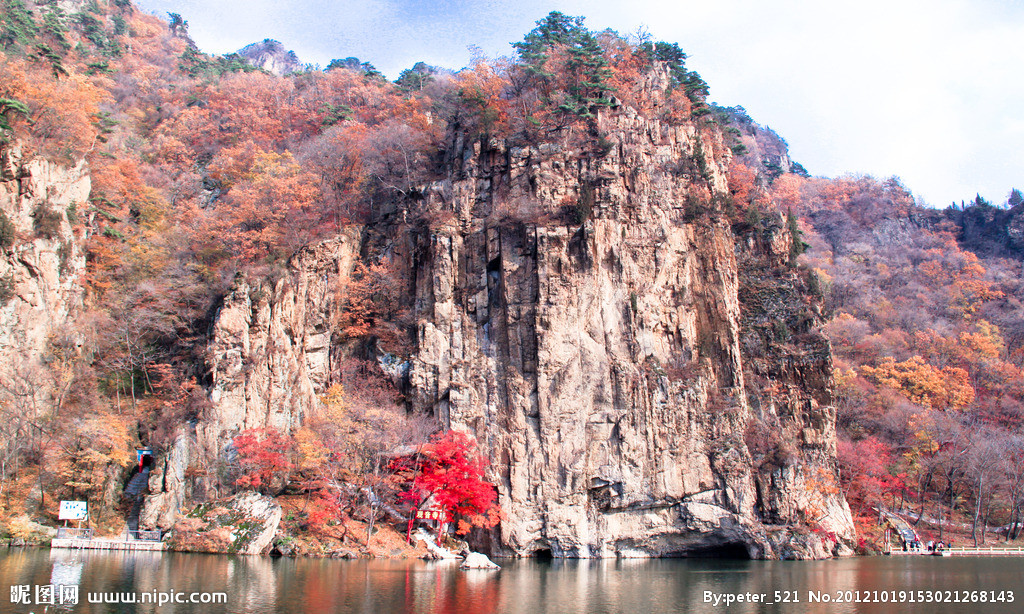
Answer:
[0,55,107,161]
[861,356,974,411]
[232,428,293,493]
[213,150,320,263]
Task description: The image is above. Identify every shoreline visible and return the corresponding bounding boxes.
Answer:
[7,539,1024,560]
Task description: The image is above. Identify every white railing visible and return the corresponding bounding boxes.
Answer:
[944,547,1024,556]
[56,527,93,540]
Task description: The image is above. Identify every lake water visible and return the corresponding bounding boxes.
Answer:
[1,548,1022,613]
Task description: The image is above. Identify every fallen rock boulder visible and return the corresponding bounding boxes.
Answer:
[167,491,281,555]
[460,552,500,570]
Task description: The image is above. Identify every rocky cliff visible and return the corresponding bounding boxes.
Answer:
[236,39,304,76]
[0,142,89,412]
[141,228,364,528]
[716,105,807,179]
[150,96,854,558]
[402,105,853,558]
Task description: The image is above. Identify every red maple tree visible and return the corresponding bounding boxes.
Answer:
[232,428,293,492]
[397,430,501,535]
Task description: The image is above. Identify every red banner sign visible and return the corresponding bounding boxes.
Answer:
[407,507,449,543]
[415,509,447,521]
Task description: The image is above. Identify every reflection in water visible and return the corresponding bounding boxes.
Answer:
[0,549,1022,613]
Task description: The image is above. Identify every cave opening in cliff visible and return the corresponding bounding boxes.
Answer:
[531,548,553,560]
[486,257,502,309]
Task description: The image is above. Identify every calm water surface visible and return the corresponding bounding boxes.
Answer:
[1,548,1022,613]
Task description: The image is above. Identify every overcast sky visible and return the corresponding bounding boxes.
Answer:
[135,0,1023,208]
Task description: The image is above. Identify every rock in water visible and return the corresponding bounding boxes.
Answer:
[461,552,500,570]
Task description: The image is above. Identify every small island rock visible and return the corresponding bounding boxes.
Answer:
[460,552,500,570]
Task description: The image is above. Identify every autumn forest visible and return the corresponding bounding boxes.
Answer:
[1,0,1023,556]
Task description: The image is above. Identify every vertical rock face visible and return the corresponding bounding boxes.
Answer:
[0,142,88,399]
[153,102,852,558]
[406,106,853,558]
[198,229,363,459]
[142,229,364,525]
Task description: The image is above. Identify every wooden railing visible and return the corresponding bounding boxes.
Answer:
[56,527,93,540]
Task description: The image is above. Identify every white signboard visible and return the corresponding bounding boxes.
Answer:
[58,500,88,521]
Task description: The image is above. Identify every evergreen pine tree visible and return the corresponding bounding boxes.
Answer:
[787,209,807,266]
[1008,188,1023,208]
